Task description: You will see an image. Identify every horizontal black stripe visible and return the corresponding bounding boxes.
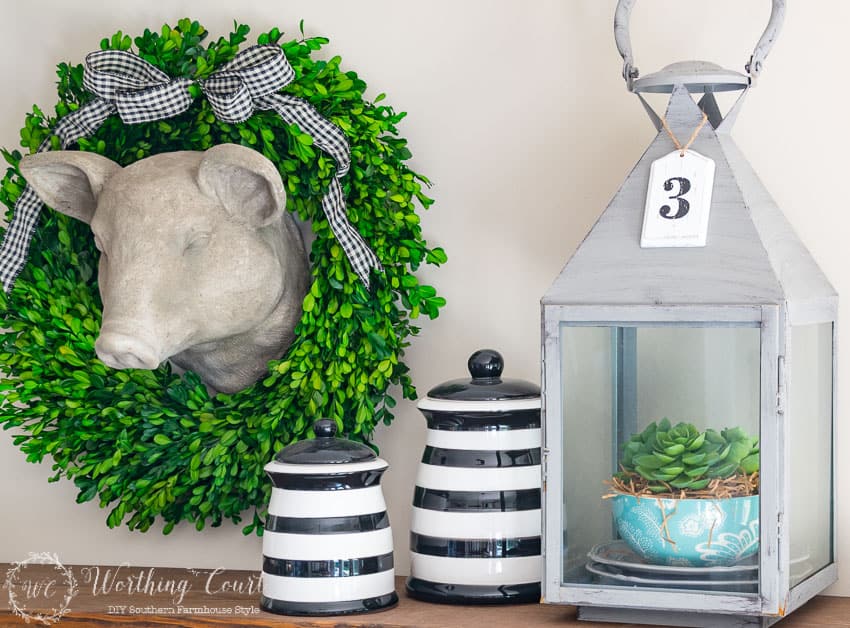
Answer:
[410,533,541,558]
[422,409,540,432]
[422,446,540,468]
[413,487,541,512]
[262,552,393,578]
[267,468,385,491]
[261,592,398,616]
[265,511,389,534]
[406,577,540,605]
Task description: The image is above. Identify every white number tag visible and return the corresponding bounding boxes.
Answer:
[640,149,715,248]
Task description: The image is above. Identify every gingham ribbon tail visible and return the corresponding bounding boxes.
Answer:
[0,45,381,292]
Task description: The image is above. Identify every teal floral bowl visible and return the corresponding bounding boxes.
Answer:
[611,493,759,567]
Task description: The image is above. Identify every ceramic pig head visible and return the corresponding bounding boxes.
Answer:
[20,144,310,393]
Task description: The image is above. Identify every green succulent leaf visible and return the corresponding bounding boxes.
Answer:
[635,466,657,481]
[686,432,705,450]
[705,429,725,444]
[726,440,753,465]
[624,440,643,455]
[639,422,658,443]
[681,452,706,465]
[703,451,722,466]
[708,462,739,478]
[669,474,695,489]
[684,465,710,478]
[740,453,760,474]
[658,465,684,476]
[663,443,686,456]
[652,452,676,464]
[633,455,665,470]
[617,420,759,495]
[723,427,748,443]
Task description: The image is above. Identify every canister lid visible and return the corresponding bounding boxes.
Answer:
[273,419,377,465]
[423,349,540,403]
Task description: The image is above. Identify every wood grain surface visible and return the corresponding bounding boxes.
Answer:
[0,563,848,627]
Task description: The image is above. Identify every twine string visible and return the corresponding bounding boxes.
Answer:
[660,111,709,157]
[656,498,678,548]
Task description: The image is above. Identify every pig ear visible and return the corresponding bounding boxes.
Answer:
[19,151,121,224]
[197,144,286,228]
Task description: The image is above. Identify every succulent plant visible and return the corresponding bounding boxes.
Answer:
[617,419,759,493]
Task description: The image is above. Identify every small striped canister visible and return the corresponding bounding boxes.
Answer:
[407,349,542,604]
[261,419,398,616]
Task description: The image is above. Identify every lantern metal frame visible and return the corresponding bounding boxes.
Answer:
[541,304,837,627]
[541,2,837,625]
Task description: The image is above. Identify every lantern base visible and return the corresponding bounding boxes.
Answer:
[406,577,540,604]
[260,592,398,616]
[576,605,782,627]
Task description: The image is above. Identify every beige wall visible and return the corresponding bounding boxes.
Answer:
[1,0,848,597]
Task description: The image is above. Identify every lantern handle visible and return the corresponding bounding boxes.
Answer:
[614,0,786,89]
[748,0,786,78]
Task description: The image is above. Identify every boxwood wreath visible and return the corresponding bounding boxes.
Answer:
[0,19,446,535]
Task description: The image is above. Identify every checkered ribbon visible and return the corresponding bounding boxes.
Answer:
[0,45,381,292]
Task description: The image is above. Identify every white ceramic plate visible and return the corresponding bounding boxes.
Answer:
[588,540,758,576]
[585,561,758,588]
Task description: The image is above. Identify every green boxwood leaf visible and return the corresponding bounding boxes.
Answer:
[0,19,444,537]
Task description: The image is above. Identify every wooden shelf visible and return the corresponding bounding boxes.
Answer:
[1,564,848,627]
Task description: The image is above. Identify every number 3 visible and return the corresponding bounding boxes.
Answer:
[660,177,690,219]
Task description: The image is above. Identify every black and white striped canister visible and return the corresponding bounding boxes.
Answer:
[261,419,397,616]
[407,350,542,604]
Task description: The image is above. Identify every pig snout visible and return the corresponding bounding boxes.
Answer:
[95,331,161,370]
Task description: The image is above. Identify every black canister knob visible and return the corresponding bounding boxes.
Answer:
[425,348,538,401]
[272,418,377,465]
[468,349,504,381]
[313,419,338,438]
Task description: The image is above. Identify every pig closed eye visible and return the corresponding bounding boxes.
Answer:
[184,233,211,255]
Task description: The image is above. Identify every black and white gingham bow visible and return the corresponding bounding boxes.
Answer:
[0,45,382,292]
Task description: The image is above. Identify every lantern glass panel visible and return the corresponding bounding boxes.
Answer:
[559,322,761,594]
[789,323,834,587]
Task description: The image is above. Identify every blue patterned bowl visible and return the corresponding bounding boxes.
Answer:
[611,493,759,567]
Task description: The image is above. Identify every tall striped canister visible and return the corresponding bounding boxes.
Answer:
[407,349,542,604]
[261,419,398,616]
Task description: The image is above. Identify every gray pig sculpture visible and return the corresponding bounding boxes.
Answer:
[20,143,310,394]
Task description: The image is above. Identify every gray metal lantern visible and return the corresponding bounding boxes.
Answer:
[541,2,837,627]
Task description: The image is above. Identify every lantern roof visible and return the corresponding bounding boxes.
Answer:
[543,86,836,317]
